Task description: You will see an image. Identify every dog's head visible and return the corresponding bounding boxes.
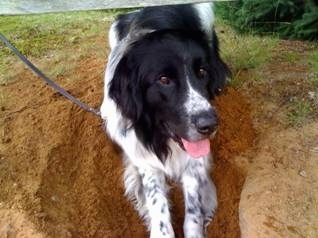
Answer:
[109,29,230,160]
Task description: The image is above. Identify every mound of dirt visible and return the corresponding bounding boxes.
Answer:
[0,56,255,237]
[240,122,318,238]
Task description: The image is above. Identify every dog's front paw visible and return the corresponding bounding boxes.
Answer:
[150,221,175,238]
[183,220,204,238]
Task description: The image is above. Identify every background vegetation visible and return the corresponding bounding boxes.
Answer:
[215,0,318,41]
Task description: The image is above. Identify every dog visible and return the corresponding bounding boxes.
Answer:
[100,3,229,238]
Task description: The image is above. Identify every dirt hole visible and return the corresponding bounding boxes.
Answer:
[1,59,254,237]
[35,88,254,238]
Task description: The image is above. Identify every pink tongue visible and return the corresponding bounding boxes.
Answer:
[181,138,210,158]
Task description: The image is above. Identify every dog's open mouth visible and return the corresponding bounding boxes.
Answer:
[181,137,210,158]
[172,134,211,158]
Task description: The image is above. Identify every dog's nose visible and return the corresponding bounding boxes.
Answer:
[192,111,218,135]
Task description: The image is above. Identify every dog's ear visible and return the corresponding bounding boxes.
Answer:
[208,31,231,98]
[108,56,143,122]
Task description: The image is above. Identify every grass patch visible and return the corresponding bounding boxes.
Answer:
[215,18,279,72]
[215,18,278,88]
[230,36,278,69]
[0,10,128,81]
[287,98,313,127]
[310,76,318,88]
[0,11,116,58]
[281,51,301,64]
[308,50,318,86]
[308,50,318,88]
[308,50,318,72]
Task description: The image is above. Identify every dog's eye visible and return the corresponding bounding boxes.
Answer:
[198,68,207,78]
[158,76,171,85]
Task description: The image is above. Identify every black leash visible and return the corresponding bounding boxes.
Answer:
[0,32,101,118]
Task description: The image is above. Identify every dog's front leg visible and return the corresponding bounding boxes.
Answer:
[139,167,175,238]
[182,159,217,238]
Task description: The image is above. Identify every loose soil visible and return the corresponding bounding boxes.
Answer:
[0,36,317,237]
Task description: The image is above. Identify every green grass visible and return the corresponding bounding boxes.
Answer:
[215,18,279,72]
[310,76,318,88]
[281,51,301,64]
[309,50,318,68]
[215,19,278,88]
[309,72,318,89]
[308,50,318,72]
[0,11,117,58]
[308,50,318,88]
[0,10,126,82]
[287,98,313,127]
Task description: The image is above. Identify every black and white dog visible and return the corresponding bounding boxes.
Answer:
[100,3,229,238]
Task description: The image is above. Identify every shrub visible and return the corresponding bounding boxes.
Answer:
[215,0,318,41]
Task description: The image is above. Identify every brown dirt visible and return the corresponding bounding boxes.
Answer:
[0,36,317,238]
